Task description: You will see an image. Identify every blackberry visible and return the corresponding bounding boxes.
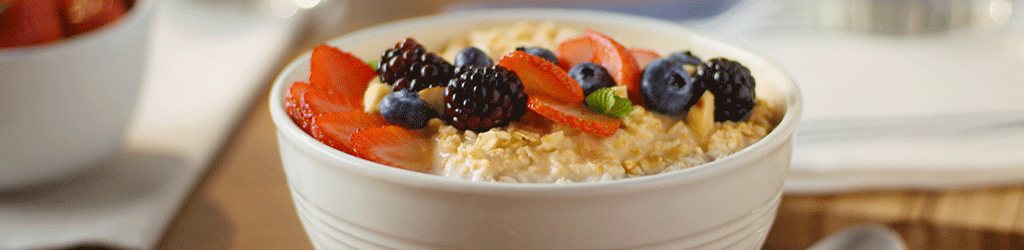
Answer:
[377,38,455,92]
[698,58,756,122]
[443,65,528,132]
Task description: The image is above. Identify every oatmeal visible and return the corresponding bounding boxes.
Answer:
[286,21,782,183]
[422,22,781,183]
[430,99,778,183]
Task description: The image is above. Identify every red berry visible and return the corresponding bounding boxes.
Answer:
[349,126,433,173]
[60,0,126,36]
[300,89,356,133]
[586,30,642,104]
[497,51,584,104]
[526,95,620,137]
[310,111,389,155]
[629,48,660,69]
[309,44,376,111]
[0,0,64,48]
[556,36,593,71]
[285,81,316,131]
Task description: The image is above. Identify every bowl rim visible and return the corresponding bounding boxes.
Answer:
[0,0,157,56]
[269,8,803,197]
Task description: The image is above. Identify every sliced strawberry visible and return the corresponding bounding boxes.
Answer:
[60,0,127,36]
[350,125,433,173]
[0,0,64,48]
[527,95,620,137]
[285,81,316,130]
[516,110,555,134]
[310,111,389,155]
[586,30,643,104]
[309,44,376,111]
[299,89,356,133]
[629,48,660,69]
[556,36,594,71]
[497,51,584,104]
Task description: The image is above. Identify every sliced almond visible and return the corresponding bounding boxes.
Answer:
[686,90,715,145]
[362,79,391,114]
[684,64,697,76]
[418,86,446,114]
[610,85,629,100]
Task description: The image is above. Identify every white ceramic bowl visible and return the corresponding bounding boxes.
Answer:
[270,9,802,249]
[0,0,157,189]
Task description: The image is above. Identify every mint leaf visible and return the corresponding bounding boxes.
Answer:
[607,98,633,118]
[585,88,612,113]
[585,88,633,118]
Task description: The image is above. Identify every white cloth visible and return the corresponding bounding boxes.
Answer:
[0,2,307,249]
[754,33,1024,194]
[693,0,1024,193]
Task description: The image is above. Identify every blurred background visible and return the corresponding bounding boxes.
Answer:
[3,0,1024,249]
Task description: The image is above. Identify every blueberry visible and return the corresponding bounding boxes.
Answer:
[379,90,436,129]
[641,58,705,116]
[568,63,615,96]
[454,47,492,68]
[516,47,558,64]
[667,51,703,66]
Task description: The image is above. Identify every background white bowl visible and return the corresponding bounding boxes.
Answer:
[0,0,157,189]
[270,9,802,249]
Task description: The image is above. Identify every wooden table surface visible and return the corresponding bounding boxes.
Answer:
[153,6,1024,249]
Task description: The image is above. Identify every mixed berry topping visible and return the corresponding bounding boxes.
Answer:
[698,58,756,122]
[377,38,455,92]
[568,62,615,96]
[443,65,528,132]
[287,28,765,170]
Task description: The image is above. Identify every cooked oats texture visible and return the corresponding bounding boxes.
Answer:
[424,22,782,183]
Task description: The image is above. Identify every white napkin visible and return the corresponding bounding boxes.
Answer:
[693,0,1024,193]
[749,32,1024,194]
[0,2,306,249]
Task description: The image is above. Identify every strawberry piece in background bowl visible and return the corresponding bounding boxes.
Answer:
[61,0,129,37]
[0,0,65,48]
[0,0,155,190]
